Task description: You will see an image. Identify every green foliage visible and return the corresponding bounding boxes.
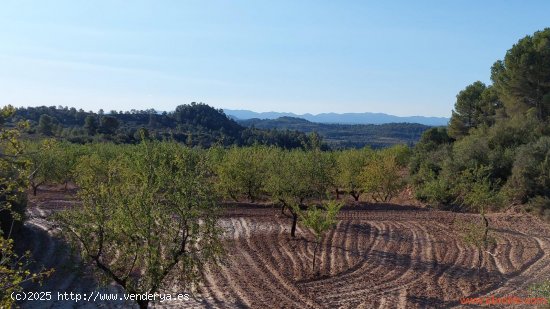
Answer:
[335,148,374,200]
[0,105,30,230]
[503,136,550,203]
[526,196,550,221]
[54,141,223,308]
[297,201,342,275]
[240,116,431,149]
[38,114,56,136]
[455,217,496,270]
[360,150,406,203]
[265,149,335,206]
[0,105,53,308]
[448,82,502,139]
[214,146,271,202]
[12,103,314,148]
[84,115,98,135]
[411,28,550,214]
[98,116,119,135]
[299,201,342,242]
[26,139,67,195]
[453,166,502,213]
[491,28,550,121]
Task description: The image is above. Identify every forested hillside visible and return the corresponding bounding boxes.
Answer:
[239,117,430,148]
[411,28,550,217]
[10,103,310,148]
[9,103,430,149]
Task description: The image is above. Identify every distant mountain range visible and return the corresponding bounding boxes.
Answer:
[223,109,449,126]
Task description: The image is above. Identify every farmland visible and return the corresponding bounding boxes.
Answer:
[23,186,550,308]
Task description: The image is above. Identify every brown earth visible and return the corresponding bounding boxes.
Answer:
[20,186,550,308]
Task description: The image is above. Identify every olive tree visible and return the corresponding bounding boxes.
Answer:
[54,141,223,309]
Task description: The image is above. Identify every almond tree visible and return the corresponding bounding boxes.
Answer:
[298,201,342,276]
[336,148,374,201]
[54,141,223,309]
[0,105,52,307]
[266,148,334,237]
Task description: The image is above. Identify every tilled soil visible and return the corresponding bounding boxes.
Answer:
[20,187,550,308]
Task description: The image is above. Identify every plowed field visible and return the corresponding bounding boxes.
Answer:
[21,187,550,308]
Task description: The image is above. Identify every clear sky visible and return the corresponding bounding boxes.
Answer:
[1,1,549,117]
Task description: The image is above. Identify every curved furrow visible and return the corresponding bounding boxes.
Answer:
[493,233,515,274]
[431,225,463,299]
[215,219,264,307]
[475,236,549,298]
[312,222,410,303]
[200,267,229,308]
[371,221,431,297]
[236,233,309,308]
[299,221,384,291]
[223,241,266,306]
[264,220,299,279]
[507,234,525,271]
[319,220,338,275]
[276,231,304,280]
[207,259,252,308]
[332,220,351,275]
[342,220,355,270]
[244,225,321,308]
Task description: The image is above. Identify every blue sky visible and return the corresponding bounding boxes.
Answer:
[1,1,549,117]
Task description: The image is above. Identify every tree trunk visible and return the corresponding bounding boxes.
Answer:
[248,187,254,203]
[137,299,149,309]
[32,184,38,196]
[335,188,340,200]
[482,214,489,244]
[478,249,483,271]
[291,211,298,238]
[312,241,319,276]
[351,191,360,201]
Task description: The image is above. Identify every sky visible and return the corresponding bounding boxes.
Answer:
[0,1,549,117]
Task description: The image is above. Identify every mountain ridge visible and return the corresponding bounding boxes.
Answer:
[223,109,449,126]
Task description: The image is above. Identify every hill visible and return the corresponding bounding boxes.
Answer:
[238,116,431,148]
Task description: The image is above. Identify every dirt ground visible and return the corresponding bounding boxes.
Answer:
[20,186,550,308]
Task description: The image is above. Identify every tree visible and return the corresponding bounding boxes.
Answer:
[336,148,374,201]
[54,141,223,309]
[491,28,550,121]
[297,201,342,276]
[84,115,98,135]
[502,136,550,203]
[448,81,486,139]
[0,105,52,307]
[266,149,334,237]
[37,114,55,136]
[98,116,119,135]
[214,146,270,202]
[454,166,500,270]
[360,150,406,203]
[27,139,64,195]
